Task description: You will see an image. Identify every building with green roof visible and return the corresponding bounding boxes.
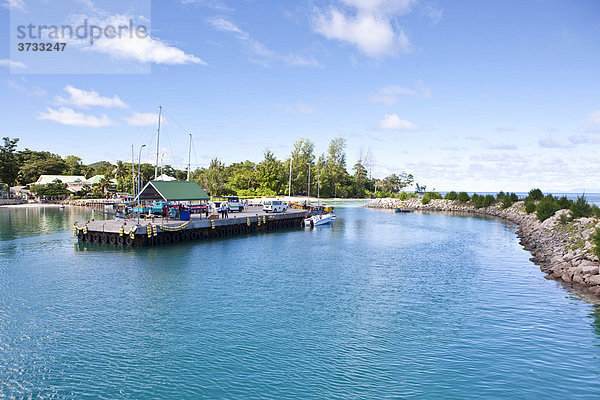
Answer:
[135,181,210,202]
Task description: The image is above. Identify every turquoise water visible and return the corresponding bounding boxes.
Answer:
[1,205,600,398]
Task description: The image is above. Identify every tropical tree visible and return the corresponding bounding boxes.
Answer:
[256,149,284,193]
[321,137,348,197]
[289,138,315,195]
[113,160,127,191]
[64,155,85,175]
[0,137,19,187]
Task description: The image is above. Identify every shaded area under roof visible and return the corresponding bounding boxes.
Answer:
[135,181,210,202]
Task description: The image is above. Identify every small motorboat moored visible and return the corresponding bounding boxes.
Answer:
[303,212,335,227]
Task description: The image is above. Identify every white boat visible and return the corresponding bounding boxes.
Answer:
[304,212,335,227]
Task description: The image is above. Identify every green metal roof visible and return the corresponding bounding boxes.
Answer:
[137,180,210,201]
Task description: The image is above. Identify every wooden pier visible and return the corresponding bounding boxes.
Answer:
[73,208,308,247]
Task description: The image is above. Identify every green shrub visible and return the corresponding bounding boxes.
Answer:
[445,191,457,200]
[422,192,442,205]
[398,191,408,201]
[501,192,519,209]
[591,205,600,218]
[591,228,600,259]
[470,193,494,208]
[559,213,570,225]
[557,195,572,210]
[570,196,592,219]
[496,191,506,200]
[407,192,418,199]
[527,188,544,201]
[536,197,559,221]
[525,201,536,214]
[501,195,514,209]
[457,192,470,203]
[237,188,277,198]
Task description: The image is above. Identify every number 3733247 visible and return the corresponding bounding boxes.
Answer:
[17,42,67,51]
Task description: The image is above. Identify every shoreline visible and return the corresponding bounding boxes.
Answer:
[365,197,600,298]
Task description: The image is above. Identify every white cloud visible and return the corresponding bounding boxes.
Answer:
[82,35,206,66]
[370,80,431,105]
[2,0,25,10]
[569,134,600,145]
[123,112,158,126]
[465,135,483,141]
[37,107,113,127]
[282,54,323,68]
[56,85,127,108]
[283,102,317,115]
[8,79,46,97]
[486,143,517,150]
[423,4,443,24]
[588,110,600,128]
[0,59,26,69]
[339,0,415,15]
[312,0,415,57]
[379,113,417,131]
[538,137,569,148]
[66,13,205,66]
[208,17,321,67]
[180,0,234,11]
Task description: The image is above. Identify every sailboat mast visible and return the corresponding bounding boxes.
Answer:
[187,133,192,181]
[317,167,320,205]
[131,144,135,198]
[288,156,293,197]
[154,105,162,180]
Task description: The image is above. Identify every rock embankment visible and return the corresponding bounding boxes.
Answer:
[366,198,600,296]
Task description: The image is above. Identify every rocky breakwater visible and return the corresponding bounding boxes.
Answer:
[366,197,600,296]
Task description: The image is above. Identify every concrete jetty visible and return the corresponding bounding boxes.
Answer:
[73,207,307,246]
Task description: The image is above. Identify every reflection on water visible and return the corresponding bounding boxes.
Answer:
[0,205,599,398]
[0,205,105,241]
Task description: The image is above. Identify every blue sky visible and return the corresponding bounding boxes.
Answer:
[1,0,599,191]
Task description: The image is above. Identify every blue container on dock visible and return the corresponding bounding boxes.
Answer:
[180,210,190,221]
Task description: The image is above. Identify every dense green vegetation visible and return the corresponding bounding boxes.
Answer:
[457,192,470,203]
[421,192,442,204]
[0,136,417,198]
[592,228,600,259]
[420,187,599,223]
[520,190,600,222]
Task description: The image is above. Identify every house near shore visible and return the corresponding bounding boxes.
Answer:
[10,186,32,200]
[34,175,86,185]
[33,174,118,195]
[154,173,177,181]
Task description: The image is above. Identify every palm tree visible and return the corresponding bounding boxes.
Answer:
[113,161,126,191]
[98,176,111,197]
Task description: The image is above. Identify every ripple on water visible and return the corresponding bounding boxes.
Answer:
[0,206,600,398]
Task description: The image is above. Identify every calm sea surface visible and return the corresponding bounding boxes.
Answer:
[1,204,600,398]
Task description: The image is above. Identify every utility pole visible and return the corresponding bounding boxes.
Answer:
[317,167,320,205]
[187,133,192,181]
[138,144,146,199]
[306,163,311,204]
[154,105,162,179]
